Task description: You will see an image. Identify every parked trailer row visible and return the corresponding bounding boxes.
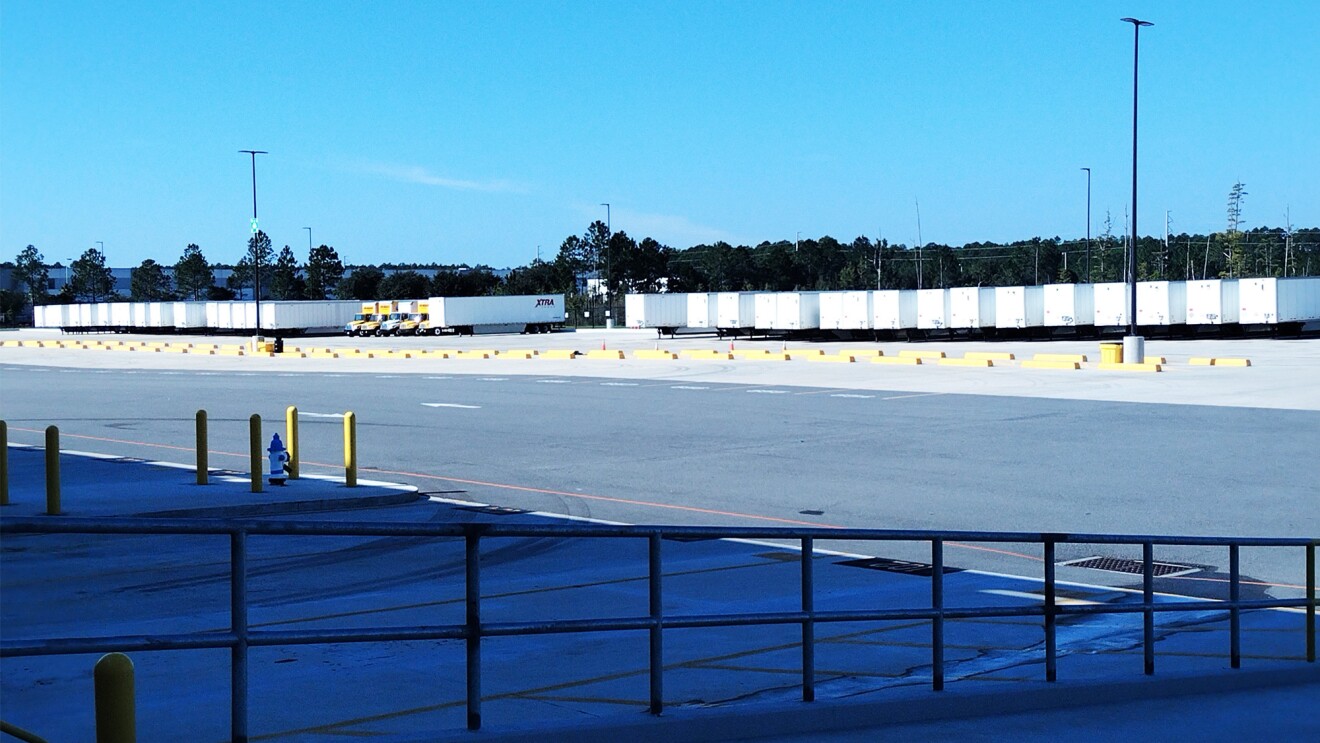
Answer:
[625,278,1320,335]
[35,295,565,336]
[35,300,363,334]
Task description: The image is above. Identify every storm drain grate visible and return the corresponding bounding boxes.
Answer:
[1059,556,1199,577]
[452,505,528,516]
[836,557,963,577]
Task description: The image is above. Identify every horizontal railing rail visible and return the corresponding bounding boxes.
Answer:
[2,516,1315,742]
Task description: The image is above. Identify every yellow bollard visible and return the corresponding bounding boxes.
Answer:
[0,420,8,506]
[45,425,60,515]
[196,410,208,486]
[344,411,357,488]
[94,652,136,743]
[249,414,262,494]
[285,406,299,480]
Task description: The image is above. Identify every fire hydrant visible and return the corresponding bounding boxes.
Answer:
[267,433,290,486]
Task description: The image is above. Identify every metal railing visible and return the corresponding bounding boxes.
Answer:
[1,517,1315,741]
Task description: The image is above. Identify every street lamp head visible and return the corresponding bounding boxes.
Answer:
[238,149,269,155]
[1120,17,1153,27]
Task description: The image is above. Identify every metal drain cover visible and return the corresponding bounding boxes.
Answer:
[1060,556,1198,577]
[836,557,962,576]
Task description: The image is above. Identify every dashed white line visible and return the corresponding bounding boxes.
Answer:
[422,403,482,409]
[298,412,345,418]
[746,389,787,394]
[601,382,639,387]
[831,393,875,399]
[477,377,508,382]
[881,392,946,401]
[537,379,570,384]
[672,385,710,390]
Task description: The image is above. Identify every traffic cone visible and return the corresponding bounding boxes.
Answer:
[601,339,606,351]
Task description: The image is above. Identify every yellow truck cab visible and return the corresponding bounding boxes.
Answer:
[398,302,428,335]
[344,302,376,335]
[357,301,390,336]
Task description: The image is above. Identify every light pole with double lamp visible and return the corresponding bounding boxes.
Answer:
[1120,17,1152,362]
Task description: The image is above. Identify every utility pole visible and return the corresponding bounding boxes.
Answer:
[915,199,923,290]
[1081,167,1092,282]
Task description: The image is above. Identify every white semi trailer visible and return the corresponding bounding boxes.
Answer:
[418,294,564,335]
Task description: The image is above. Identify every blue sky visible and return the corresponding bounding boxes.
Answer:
[2,1,1316,268]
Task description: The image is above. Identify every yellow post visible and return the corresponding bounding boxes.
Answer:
[0,420,8,506]
[285,405,299,480]
[249,414,262,493]
[45,425,60,515]
[344,411,357,488]
[195,410,208,486]
[94,652,136,743]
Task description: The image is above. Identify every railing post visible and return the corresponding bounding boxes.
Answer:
[1307,542,1316,663]
[344,411,357,488]
[248,415,262,494]
[649,532,664,716]
[465,529,482,731]
[231,530,249,743]
[1143,542,1155,675]
[45,425,60,515]
[285,406,299,480]
[801,536,815,702]
[0,419,9,506]
[932,538,945,691]
[195,410,208,486]
[1229,544,1240,669]
[94,652,136,743]
[1044,539,1056,682]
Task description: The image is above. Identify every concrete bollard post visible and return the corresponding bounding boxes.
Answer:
[249,414,262,494]
[344,411,357,488]
[45,425,60,515]
[285,406,299,480]
[94,652,136,743]
[0,420,8,506]
[196,410,208,486]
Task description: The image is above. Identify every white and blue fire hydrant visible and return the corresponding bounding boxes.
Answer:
[267,433,290,486]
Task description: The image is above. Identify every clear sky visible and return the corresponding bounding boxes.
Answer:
[2,1,1316,268]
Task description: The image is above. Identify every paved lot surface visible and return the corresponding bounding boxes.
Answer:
[2,330,1316,740]
[2,331,1317,588]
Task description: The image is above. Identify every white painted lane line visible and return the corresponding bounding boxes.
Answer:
[537,379,570,384]
[477,377,508,382]
[672,385,710,390]
[425,376,454,380]
[601,382,639,386]
[299,412,345,418]
[981,589,1101,606]
[831,393,875,399]
[422,403,482,409]
[746,389,787,394]
[881,392,946,401]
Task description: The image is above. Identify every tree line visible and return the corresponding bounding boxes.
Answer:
[5,220,1318,324]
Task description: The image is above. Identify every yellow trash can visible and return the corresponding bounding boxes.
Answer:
[1100,342,1123,364]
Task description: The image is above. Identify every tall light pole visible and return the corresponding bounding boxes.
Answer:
[304,227,312,253]
[1080,168,1092,282]
[239,149,268,342]
[1120,18,1151,359]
